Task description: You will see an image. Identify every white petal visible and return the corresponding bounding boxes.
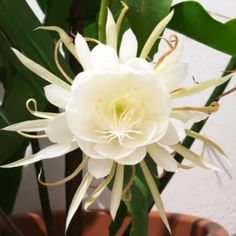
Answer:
[110,164,124,219]
[140,10,174,58]
[94,141,136,160]
[88,158,113,179]
[119,29,138,63]
[46,113,74,144]
[90,44,118,69]
[2,119,49,132]
[44,84,71,109]
[172,143,221,171]
[12,48,70,90]
[66,172,93,231]
[126,58,153,73]
[1,142,79,168]
[106,8,118,50]
[116,147,146,165]
[156,63,188,91]
[76,139,107,159]
[75,33,91,70]
[171,110,209,125]
[171,74,232,99]
[147,144,178,172]
[159,118,185,146]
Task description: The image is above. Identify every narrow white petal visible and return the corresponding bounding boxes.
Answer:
[88,158,113,179]
[106,8,118,50]
[116,147,146,165]
[140,10,174,58]
[1,142,79,168]
[140,160,171,233]
[119,29,138,63]
[2,119,49,132]
[156,63,188,92]
[110,164,124,219]
[46,113,74,144]
[90,44,118,69]
[44,84,71,109]
[65,172,93,231]
[172,143,221,171]
[171,74,232,99]
[147,144,178,172]
[12,48,70,90]
[159,118,185,146]
[75,33,91,70]
[171,110,209,125]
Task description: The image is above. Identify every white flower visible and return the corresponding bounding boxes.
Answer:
[0,8,232,233]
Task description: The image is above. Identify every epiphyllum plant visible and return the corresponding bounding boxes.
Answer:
[0,6,231,233]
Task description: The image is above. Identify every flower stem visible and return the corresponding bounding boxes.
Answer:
[98,0,111,43]
[159,56,236,192]
[31,139,55,236]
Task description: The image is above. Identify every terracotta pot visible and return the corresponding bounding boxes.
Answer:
[10,210,228,236]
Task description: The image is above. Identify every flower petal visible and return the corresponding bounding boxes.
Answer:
[110,164,124,219]
[65,172,93,231]
[75,33,91,70]
[12,48,70,90]
[140,10,174,58]
[140,160,171,233]
[159,118,185,146]
[106,8,118,50]
[1,142,79,168]
[76,139,107,159]
[172,143,221,171]
[171,110,209,125]
[46,113,74,144]
[116,147,146,165]
[156,63,188,92]
[94,141,136,160]
[44,84,71,109]
[119,29,138,63]
[88,158,114,179]
[147,144,178,172]
[171,74,232,99]
[90,44,118,69]
[2,119,49,132]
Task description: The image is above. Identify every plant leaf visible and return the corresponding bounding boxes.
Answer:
[169,1,236,57]
[122,0,173,55]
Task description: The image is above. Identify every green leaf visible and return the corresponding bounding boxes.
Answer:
[0,0,73,78]
[169,1,236,57]
[122,0,172,54]
[36,0,48,13]
[44,0,73,28]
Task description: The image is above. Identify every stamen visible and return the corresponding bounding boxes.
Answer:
[54,39,73,84]
[116,1,129,36]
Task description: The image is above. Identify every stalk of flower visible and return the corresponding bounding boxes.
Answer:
[0,6,232,233]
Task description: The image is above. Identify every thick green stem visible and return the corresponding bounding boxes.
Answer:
[159,57,236,192]
[98,0,111,43]
[31,140,55,236]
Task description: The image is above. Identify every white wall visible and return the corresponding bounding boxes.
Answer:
[2,0,236,235]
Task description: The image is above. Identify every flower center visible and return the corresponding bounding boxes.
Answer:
[95,96,144,144]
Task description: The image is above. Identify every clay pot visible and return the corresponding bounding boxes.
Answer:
[11,210,228,236]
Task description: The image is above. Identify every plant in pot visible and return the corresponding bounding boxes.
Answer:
[0,0,235,235]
